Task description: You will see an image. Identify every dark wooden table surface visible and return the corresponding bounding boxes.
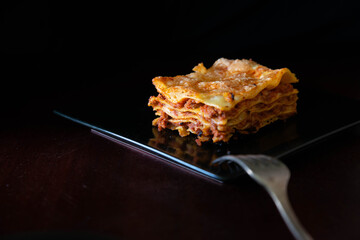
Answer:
[1,62,360,240]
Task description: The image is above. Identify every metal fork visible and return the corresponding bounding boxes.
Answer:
[212,154,313,240]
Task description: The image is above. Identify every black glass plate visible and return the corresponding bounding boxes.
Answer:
[54,85,360,182]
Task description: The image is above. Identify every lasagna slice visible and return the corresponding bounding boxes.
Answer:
[148,58,299,145]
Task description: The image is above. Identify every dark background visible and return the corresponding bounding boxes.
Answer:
[1,0,359,117]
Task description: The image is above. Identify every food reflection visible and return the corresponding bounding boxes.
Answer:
[148,128,226,167]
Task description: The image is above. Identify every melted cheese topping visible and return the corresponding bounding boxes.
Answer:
[152,58,298,111]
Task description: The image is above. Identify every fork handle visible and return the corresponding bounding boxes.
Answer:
[267,186,313,240]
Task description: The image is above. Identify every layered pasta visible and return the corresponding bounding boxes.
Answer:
[148,58,299,145]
